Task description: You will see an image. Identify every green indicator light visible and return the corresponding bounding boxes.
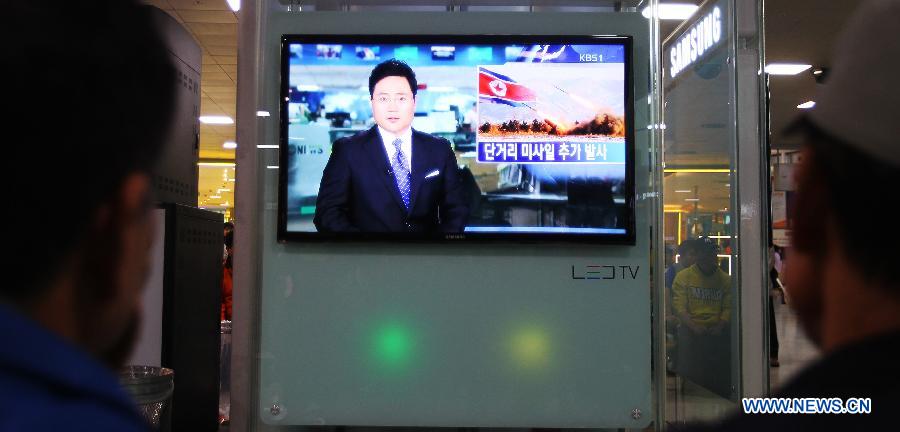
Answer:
[372,322,415,371]
[510,326,551,370]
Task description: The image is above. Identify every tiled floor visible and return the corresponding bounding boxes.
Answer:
[666,375,736,424]
[663,298,822,427]
[769,297,820,390]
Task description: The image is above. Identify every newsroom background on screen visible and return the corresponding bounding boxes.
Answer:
[281,39,631,238]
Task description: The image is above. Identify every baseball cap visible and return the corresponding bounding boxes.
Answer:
[793,0,900,167]
[696,237,719,256]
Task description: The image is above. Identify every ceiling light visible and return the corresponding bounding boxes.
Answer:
[257,144,279,149]
[641,3,699,20]
[228,178,236,182]
[223,141,237,149]
[675,190,693,193]
[266,165,280,169]
[812,67,830,83]
[256,110,270,117]
[685,198,700,202]
[227,0,240,12]
[765,63,812,75]
[199,115,234,125]
[797,101,816,109]
[210,195,222,199]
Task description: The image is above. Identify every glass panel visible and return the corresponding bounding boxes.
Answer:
[661,0,742,424]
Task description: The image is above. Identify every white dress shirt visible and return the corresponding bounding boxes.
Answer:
[377,126,413,173]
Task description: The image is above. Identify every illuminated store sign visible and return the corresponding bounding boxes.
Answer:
[669,6,722,79]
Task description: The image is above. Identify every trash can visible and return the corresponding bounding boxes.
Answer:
[120,366,174,431]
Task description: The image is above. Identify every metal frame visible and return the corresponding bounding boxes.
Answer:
[733,0,769,399]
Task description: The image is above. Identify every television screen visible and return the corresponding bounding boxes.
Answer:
[278,35,634,243]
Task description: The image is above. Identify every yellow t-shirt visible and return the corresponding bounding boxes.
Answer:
[672,264,732,327]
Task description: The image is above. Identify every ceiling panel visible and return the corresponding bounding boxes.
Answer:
[197,34,236,48]
[212,55,238,65]
[765,0,864,150]
[177,10,238,23]
[190,22,239,36]
[204,45,238,56]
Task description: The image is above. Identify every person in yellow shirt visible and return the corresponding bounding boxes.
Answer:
[672,238,732,334]
[671,237,734,398]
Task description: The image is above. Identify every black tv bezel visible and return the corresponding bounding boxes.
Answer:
[277,34,636,245]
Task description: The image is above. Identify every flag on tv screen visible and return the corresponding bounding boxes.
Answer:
[478,67,536,107]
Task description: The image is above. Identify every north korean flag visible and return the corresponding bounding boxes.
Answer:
[478,67,536,106]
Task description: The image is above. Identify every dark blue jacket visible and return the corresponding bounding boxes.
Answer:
[314,127,469,234]
[0,304,147,431]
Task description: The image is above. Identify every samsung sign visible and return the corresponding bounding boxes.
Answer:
[669,6,723,79]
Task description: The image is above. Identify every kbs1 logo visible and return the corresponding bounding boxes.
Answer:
[579,53,603,62]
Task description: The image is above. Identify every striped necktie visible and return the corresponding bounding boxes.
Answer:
[390,137,411,210]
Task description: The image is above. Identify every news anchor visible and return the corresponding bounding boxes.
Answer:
[314,59,469,233]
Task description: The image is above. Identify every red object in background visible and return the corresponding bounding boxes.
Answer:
[221,265,232,321]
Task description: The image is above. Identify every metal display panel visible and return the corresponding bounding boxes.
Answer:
[241,4,657,430]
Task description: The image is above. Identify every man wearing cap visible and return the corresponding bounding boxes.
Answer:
[672,238,732,336]
[672,237,733,397]
[683,0,900,430]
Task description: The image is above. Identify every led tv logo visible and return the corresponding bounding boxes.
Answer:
[572,265,641,280]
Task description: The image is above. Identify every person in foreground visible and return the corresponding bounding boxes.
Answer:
[0,1,175,430]
[680,1,900,430]
[314,59,469,234]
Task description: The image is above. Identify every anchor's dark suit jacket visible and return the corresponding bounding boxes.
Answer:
[313,127,468,233]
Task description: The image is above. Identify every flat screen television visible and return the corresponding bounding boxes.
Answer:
[278,35,635,243]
